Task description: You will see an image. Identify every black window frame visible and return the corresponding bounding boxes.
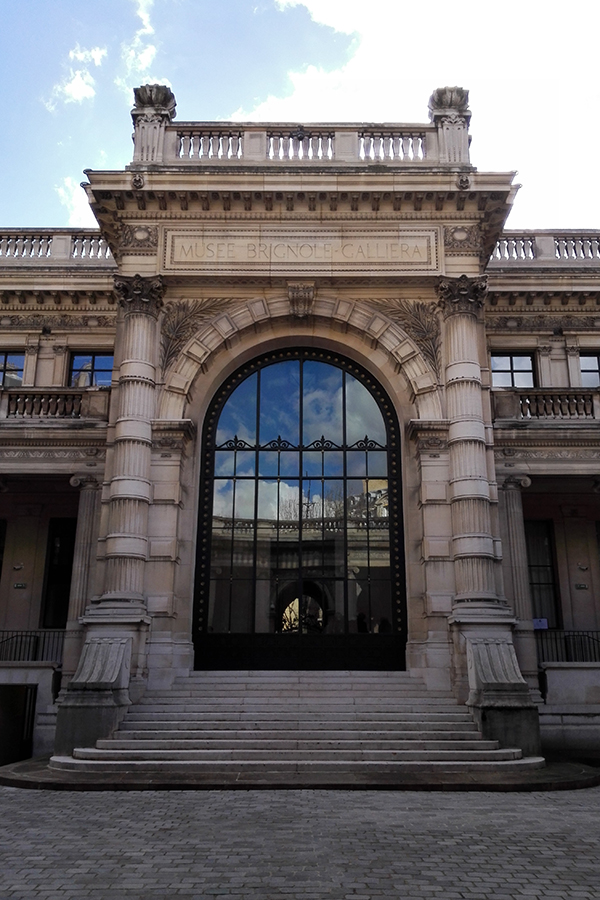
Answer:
[490,352,536,388]
[0,352,25,388]
[69,352,114,388]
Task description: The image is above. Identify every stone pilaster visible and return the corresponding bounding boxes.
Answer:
[131,84,176,164]
[99,274,165,608]
[499,475,542,698]
[428,87,471,165]
[61,475,101,682]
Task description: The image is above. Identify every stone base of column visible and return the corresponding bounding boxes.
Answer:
[513,621,544,703]
[469,701,541,758]
[54,688,131,757]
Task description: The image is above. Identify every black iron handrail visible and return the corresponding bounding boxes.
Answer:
[535,629,600,664]
[0,630,65,662]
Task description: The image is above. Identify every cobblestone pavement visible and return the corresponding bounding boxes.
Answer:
[1,786,600,899]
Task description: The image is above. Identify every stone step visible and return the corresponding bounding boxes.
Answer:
[118,728,482,740]
[120,718,477,732]
[96,737,497,751]
[50,755,546,775]
[124,711,475,723]
[73,746,523,762]
[144,688,455,697]
[134,702,461,713]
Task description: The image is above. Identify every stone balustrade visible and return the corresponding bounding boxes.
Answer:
[0,387,110,419]
[168,122,437,165]
[493,389,600,420]
[0,230,113,266]
[489,231,600,267]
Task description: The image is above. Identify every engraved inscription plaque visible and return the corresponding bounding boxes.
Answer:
[164,228,440,276]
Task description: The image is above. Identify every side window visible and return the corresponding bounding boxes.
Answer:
[69,353,114,387]
[580,354,600,388]
[490,353,534,388]
[0,353,25,388]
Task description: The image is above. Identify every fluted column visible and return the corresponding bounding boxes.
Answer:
[99,274,165,606]
[500,475,541,695]
[437,274,505,609]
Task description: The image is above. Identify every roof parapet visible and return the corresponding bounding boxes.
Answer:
[129,84,474,168]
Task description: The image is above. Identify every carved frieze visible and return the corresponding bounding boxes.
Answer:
[443,225,482,255]
[495,448,600,460]
[119,224,158,255]
[436,275,488,317]
[487,315,600,332]
[0,314,116,329]
[161,298,235,371]
[113,274,165,317]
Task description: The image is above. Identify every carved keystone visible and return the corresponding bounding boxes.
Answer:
[288,282,316,318]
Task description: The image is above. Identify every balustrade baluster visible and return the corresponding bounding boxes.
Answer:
[575,394,585,416]
[181,133,191,159]
[584,394,592,416]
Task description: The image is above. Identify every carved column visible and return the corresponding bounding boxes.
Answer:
[500,475,541,696]
[437,275,504,609]
[99,274,165,607]
[61,475,101,681]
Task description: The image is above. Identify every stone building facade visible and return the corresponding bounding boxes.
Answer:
[1,85,599,767]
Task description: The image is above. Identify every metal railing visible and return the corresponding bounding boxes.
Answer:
[536,630,600,663]
[0,629,65,663]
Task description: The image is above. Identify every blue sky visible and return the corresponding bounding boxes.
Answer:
[1,0,599,230]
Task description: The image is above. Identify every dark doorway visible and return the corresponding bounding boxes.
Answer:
[40,518,77,629]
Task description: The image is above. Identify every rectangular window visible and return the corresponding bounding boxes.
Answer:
[491,354,535,388]
[0,353,24,388]
[69,353,114,387]
[524,520,561,629]
[580,354,600,388]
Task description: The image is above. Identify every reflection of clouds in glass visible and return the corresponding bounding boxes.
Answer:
[303,363,343,444]
[213,479,255,518]
[346,376,386,445]
[259,361,299,445]
[258,479,300,520]
[216,373,257,445]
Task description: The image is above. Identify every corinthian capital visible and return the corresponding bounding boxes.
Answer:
[436,274,487,318]
[131,84,176,125]
[114,274,165,317]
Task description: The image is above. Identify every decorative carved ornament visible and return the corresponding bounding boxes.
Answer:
[487,315,600,332]
[0,313,116,329]
[113,274,165,317]
[495,448,600,460]
[288,282,315,318]
[436,274,488,317]
[69,474,101,489]
[368,299,441,378]
[119,225,159,254]
[161,298,235,371]
[428,86,470,117]
[132,84,176,123]
[502,474,532,490]
[444,225,482,255]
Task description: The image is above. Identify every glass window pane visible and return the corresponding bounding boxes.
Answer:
[580,356,599,371]
[217,372,257,446]
[302,361,343,445]
[278,480,300,522]
[323,451,343,476]
[367,451,388,478]
[581,371,600,387]
[513,356,533,371]
[280,451,299,477]
[234,481,255,520]
[214,451,235,476]
[491,372,512,387]
[258,451,278,477]
[345,375,386,445]
[513,372,534,388]
[235,450,255,476]
[258,479,279,520]
[94,355,113,369]
[302,451,322,477]
[259,360,299,446]
[347,451,367,477]
[491,356,510,370]
[213,479,234,518]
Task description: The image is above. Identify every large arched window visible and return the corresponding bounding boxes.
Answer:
[194,349,406,669]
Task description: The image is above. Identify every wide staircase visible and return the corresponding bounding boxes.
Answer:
[50,671,545,783]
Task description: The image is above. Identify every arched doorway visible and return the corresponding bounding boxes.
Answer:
[193,348,406,669]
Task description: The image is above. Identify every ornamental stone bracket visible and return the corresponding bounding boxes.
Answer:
[113,273,165,317]
[287,281,316,318]
[406,419,450,456]
[436,274,488,317]
[151,419,196,453]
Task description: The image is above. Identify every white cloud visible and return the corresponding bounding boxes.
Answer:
[69,44,107,66]
[56,177,97,227]
[233,0,600,228]
[45,44,107,111]
[115,0,169,97]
